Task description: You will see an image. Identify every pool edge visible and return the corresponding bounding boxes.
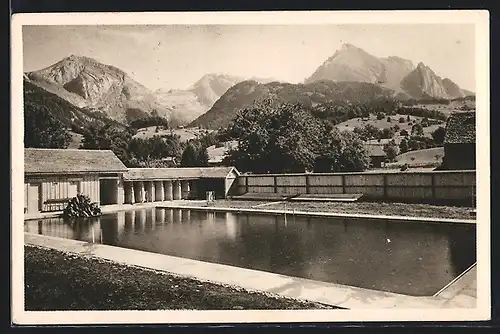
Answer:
[158,204,477,225]
[23,233,476,310]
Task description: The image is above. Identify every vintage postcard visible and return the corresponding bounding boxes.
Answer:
[11,10,490,325]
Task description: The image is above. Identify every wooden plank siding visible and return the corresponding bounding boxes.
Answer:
[237,170,476,203]
[25,174,100,212]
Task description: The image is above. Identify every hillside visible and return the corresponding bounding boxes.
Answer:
[392,147,445,166]
[188,80,396,130]
[25,55,174,125]
[23,78,127,134]
[304,43,472,100]
[336,114,444,139]
[133,126,215,142]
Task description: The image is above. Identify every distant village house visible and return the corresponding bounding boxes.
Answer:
[441,111,476,170]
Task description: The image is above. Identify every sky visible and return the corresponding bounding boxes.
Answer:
[22,24,476,92]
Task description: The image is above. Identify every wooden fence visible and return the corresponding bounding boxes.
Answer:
[235,170,476,204]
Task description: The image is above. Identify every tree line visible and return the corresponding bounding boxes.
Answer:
[24,103,212,168]
[221,99,370,173]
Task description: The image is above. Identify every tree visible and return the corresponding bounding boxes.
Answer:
[314,124,370,172]
[411,123,424,136]
[399,138,409,154]
[399,117,406,123]
[431,126,446,146]
[380,127,395,139]
[180,142,209,167]
[400,129,409,137]
[421,117,430,127]
[406,115,411,122]
[387,116,392,123]
[383,139,399,162]
[197,147,209,167]
[24,103,71,148]
[180,143,199,167]
[376,112,385,120]
[80,123,133,165]
[362,124,380,140]
[225,100,322,173]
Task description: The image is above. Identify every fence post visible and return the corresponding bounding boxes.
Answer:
[273,176,278,194]
[305,175,310,194]
[245,176,249,194]
[383,174,388,199]
[342,174,346,194]
[431,173,436,199]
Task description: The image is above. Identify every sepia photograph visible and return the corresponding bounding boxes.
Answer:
[11,10,490,325]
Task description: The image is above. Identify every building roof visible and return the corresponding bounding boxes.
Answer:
[123,167,240,181]
[444,111,476,144]
[364,144,386,157]
[25,148,128,174]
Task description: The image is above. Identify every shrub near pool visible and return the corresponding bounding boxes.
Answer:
[24,246,337,311]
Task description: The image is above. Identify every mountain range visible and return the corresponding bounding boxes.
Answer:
[24,44,474,133]
[24,55,174,126]
[305,43,473,99]
[188,80,396,129]
[155,74,275,123]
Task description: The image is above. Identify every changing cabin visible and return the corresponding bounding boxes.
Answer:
[24,148,128,214]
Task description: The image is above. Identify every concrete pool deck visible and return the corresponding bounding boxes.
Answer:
[24,233,477,310]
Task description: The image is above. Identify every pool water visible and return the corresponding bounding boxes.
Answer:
[24,208,476,296]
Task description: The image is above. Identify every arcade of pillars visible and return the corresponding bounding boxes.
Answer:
[123,179,191,204]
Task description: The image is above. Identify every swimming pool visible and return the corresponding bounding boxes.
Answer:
[24,208,476,296]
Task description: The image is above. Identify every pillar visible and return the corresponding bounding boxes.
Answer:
[140,182,146,203]
[117,178,124,205]
[173,180,182,200]
[126,182,135,204]
[134,181,145,203]
[155,181,164,201]
[164,181,173,201]
[151,181,156,202]
[181,180,190,199]
[145,181,154,202]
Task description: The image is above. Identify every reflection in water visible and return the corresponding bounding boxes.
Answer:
[156,209,165,225]
[24,208,477,296]
[225,213,237,240]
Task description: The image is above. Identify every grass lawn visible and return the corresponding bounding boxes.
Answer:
[24,246,336,311]
[187,200,475,220]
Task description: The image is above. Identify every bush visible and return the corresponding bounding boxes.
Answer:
[399,117,405,123]
[63,194,101,218]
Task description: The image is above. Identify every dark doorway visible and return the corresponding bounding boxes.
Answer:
[100,179,118,205]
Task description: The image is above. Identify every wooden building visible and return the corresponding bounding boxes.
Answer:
[364,144,386,168]
[123,167,241,200]
[441,111,476,170]
[24,148,128,214]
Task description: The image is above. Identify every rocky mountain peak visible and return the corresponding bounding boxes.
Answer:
[24,55,172,125]
[306,45,469,99]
